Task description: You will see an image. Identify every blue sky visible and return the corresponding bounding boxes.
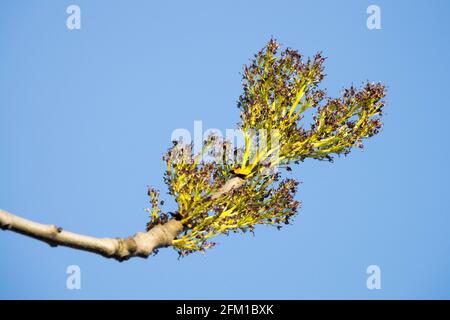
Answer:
[0,0,449,299]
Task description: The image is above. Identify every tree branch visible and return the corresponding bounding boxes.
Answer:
[210,176,245,200]
[0,209,183,261]
[0,177,246,261]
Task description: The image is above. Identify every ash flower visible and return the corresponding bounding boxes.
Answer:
[146,39,386,255]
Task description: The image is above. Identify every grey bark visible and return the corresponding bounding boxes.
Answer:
[0,209,182,261]
[0,176,245,261]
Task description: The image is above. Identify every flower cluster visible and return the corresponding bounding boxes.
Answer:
[237,38,386,170]
[302,82,385,161]
[146,135,299,256]
[145,39,386,256]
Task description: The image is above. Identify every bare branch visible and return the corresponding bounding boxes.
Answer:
[0,209,183,261]
[0,175,246,260]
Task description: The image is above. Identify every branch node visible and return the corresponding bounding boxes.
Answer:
[124,236,138,253]
[50,224,60,236]
[48,240,58,247]
[0,222,11,230]
[0,210,13,230]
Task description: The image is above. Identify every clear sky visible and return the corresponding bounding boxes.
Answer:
[1,0,449,299]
